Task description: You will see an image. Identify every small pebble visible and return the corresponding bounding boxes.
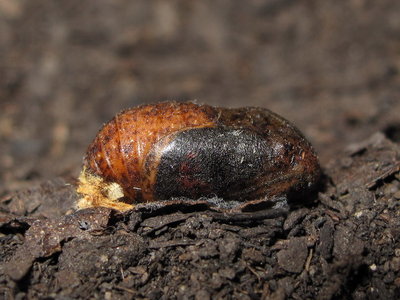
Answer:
[393,191,400,200]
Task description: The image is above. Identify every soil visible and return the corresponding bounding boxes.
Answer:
[1,1,400,299]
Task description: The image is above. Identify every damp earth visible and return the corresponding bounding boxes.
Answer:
[1,1,400,299]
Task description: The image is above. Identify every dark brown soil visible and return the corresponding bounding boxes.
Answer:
[1,1,400,299]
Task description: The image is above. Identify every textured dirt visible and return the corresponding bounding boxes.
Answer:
[1,1,400,299]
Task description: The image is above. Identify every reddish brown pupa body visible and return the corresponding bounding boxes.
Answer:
[77,102,320,211]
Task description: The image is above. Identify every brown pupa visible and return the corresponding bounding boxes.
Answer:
[77,102,320,211]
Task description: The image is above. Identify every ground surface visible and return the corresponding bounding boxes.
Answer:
[0,0,400,299]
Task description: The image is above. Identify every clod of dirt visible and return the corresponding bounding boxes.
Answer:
[277,237,308,273]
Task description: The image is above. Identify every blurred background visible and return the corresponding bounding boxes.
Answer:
[0,0,399,195]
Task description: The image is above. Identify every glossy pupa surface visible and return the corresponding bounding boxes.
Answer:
[77,102,320,211]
